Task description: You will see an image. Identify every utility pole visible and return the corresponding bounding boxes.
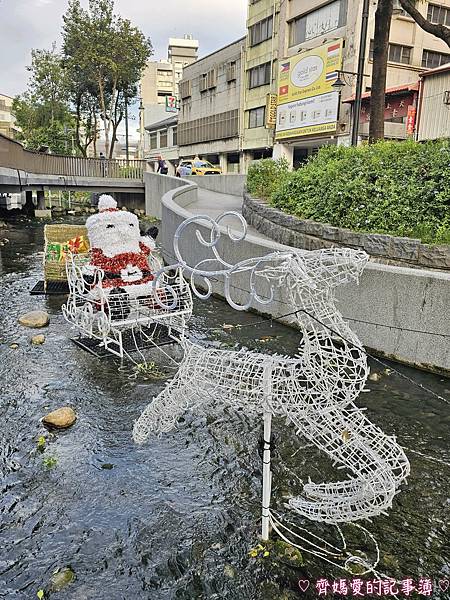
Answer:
[351,0,370,146]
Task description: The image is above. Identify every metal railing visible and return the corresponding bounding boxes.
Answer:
[0,133,146,180]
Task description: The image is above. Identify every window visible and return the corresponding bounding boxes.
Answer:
[248,106,265,128]
[159,131,168,148]
[369,41,411,65]
[172,127,177,146]
[226,61,237,82]
[422,49,450,69]
[200,69,217,92]
[149,132,157,150]
[180,79,191,99]
[427,3,450,26]
[249,16,273,46]
[289,0,345,46]
[248,62,271,89]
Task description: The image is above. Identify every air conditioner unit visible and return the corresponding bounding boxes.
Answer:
[443,90,450,105]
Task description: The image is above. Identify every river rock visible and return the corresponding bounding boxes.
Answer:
[368,372,382,382]
[42,407,77,429]
[49,567,75,592]
[18,310,49,328]
[31,334,45,345]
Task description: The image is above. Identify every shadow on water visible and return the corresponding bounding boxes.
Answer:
[0,218,449,599]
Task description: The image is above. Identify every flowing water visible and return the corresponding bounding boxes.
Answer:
[0,217,449,600]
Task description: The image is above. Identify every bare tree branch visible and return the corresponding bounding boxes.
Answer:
[399,0,450,47]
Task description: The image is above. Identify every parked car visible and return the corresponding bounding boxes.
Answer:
[176,160,222,176]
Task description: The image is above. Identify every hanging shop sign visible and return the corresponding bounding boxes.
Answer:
[275,39,344,140]
[406,105,416,136]
[265,93,278,128]
[165,96,178,113]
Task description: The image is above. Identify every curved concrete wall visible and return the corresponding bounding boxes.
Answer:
[159,182,450,375]
[188,174,246,197]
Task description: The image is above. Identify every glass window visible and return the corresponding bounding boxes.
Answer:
[172,127,177,146]
[248,106,265,128]
[369,41,411,65]
[159,131,168,148]
[249,16,273,46]
[290,0,344,46]
[422,49,450,69]
[248,62,271,89]
[427,3,450,26]
[149,132,157,150]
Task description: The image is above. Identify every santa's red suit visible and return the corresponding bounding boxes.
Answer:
[90,242,154,289]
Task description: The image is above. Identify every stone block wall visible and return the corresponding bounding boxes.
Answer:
[243,194,450,271]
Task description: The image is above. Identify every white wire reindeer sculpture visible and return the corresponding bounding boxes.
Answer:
[133,212,410,570]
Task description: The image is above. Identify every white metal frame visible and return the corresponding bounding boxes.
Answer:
[62,252,193,358]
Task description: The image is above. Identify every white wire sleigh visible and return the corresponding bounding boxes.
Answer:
[62,250,193,359]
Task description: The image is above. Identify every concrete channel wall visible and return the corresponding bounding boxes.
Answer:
[189,174,247,197]
[155,176,450,375]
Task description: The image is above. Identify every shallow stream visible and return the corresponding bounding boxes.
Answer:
[0,217,449,599]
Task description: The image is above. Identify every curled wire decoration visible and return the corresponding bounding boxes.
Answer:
[135,230,410,526]
[158,211,304,310]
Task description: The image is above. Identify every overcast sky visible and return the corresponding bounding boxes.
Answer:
[0,0,247,97]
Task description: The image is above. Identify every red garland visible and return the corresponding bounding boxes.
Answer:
[90,245,154,288]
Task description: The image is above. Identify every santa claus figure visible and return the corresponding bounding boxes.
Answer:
[84,195,158,307]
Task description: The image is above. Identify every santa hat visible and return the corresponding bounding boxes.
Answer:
[97,194,118,212]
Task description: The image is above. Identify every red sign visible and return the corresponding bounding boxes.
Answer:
[279,85,289,96]
[406,105,416,135]
[359,92,417,124]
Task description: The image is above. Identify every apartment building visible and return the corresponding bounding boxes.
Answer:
[0,93,19,139]
[144,114,179,174]
[177,37,246,173]
[272,0,450,166]
[241,0,280,170]
[140,35,198,154]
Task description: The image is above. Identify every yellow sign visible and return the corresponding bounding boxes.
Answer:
[265,93,277,128]
[275,40,344,140]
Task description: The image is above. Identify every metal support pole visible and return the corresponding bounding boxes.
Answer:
[261,363,273,541]
[261,409,273,541]
[125,91,129,164]
[351,0,370,146]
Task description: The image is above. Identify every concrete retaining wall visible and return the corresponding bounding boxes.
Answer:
[243,194,450,271]
[187,174,246,197]
[144,172,188,219]
[161,183,450,375]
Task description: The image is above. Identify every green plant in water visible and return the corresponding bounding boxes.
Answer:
[37,436,46,453]
[43,456,58,469]
[131,361,168,381]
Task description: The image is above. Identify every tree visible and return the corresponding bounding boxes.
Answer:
[12,46,75,153]
[369,0,394,142]
[399,0,450,47]
[368,0,450,143]
[62,0,152,157]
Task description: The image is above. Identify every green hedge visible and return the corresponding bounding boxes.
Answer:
[247,157,290,201]
[260,141,450,244]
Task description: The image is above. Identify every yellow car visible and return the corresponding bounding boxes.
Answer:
[176,159,222,176]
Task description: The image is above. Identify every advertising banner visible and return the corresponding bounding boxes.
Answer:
[275,39,343,140]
